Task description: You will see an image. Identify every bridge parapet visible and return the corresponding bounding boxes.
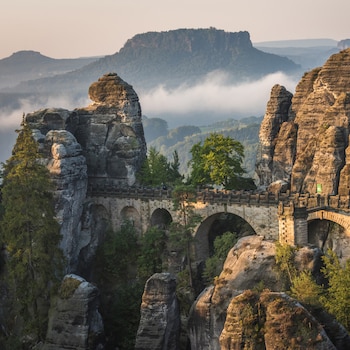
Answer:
[88,185,291,207]
[286,193,350,212]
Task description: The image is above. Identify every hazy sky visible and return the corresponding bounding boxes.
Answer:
[1,0,349,59]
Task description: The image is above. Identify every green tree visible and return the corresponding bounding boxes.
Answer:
[203,231,238,284]
[137,147,183,187]
[320,250,350,330]
[94,221,141,350]
[168,150,183,185]
[0,121,64,344]
[137,147,170,186]
[137,226,167,281]
[274,242,297,289]
[290,270,323,307]
[170,184,201,289]
[188,133,249,189]
[96,221,139,284]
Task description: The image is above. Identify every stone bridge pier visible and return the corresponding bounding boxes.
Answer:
[278,202,308,246]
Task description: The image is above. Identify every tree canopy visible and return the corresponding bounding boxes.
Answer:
[137,147,182,187]
[0,121,64,345]
[188,133,252,190]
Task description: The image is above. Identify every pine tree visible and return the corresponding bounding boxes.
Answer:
[0,120,64,344]
[320,250,350,330]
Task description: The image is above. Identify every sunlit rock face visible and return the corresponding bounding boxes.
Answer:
[219,291,339,350]
[25,73,147,272]
[255,84,294,188]
[188,236,349,350]
[74,73,147,187]
[257,48,350,195]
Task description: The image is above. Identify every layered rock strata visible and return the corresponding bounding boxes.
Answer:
[26,73,146,272]
[135,273,180,350]
[219,291,338,350]
[188,236,348,350]
[257,48,350,195]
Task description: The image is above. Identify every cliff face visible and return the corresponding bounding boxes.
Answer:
[26,73,146,271]
[188,236,349,350]
[256,48,350,195]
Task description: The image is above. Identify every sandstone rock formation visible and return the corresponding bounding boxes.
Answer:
[188,236,347,350]
[43,274,104,350]
[77,73,146,188]
[219,290,337,350]
[255,84,294,187]
[256,48,350,195]
[25,73,146,272]
[135,273,180,350]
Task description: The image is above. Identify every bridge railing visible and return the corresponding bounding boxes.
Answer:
[88,183,350,211]
[286,193,350,212]
[88,184,292,207]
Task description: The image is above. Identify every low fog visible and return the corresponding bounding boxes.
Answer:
[0,72,298,165]
[139,71,298,127]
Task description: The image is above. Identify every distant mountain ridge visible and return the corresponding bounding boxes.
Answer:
[1,28,300,99]
[0,50,99,89]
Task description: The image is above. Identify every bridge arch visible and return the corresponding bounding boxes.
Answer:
[150,208,173,229]
[193,212,256,265]
[307,210,350,236]
[120,205,141,234]
[307,210,350,262]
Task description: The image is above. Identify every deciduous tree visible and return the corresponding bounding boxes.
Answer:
[188,133,251,189]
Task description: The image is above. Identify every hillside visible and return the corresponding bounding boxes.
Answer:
[1,29,300,99]
[0,50,99,89]
[145,116,262,179]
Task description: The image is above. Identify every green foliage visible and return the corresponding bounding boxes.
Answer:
[274,242,297,289]
[188,132,254,189]
[96,221,139,285]
[290,270,323,307]
[148,117,262,180]
[168,150,184,185]
[170,185,201,289]
[320,250,350,330]
[0,121,64,343]
[59,277,82,299]
[137,147,183,187]
[95,222,142,349]
[137,147,169,186]
[102,283,144,350]
[203,231,238,284]
[137,226,167,281]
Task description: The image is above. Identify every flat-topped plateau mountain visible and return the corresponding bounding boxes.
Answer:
[0,28,300,103]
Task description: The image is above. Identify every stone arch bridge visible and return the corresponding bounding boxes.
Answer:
[88,185,350,262]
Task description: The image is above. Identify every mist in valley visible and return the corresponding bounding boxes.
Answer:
[0,71,299,166]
